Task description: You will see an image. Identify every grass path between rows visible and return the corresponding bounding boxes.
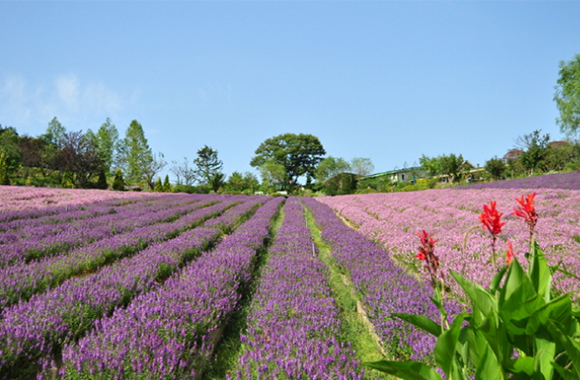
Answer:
[302,203,392,380]
[201,200,286,380]
[204,199,394,379]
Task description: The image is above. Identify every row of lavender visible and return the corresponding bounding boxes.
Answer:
[459,170,580,190]
[302,198,461,362]
[317,188,580,295]
[0,195,202,267]
[0,195,271,378]
[0,195,164,232]
[231,198,362,379]
[0,185,165,214]
[58,197,283,379]
[0,195,245,310]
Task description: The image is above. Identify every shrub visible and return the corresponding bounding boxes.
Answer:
[112,169,125,191]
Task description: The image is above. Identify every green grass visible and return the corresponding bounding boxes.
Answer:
[202,201,285,380]
[302,204,392,380]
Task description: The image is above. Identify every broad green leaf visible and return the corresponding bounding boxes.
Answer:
[435,313,465,376]
[546,319,580,377]
[451,270,496,317]
[505,356,534,376]
[552,361,580,380]
[489,265,509,294]
[464,326,487,368]
[529,240,552,301]
[526,294,572,335]
[393,313,443,337]
[499,259,535,310]
[363,360,443,380]
[429,286,448,322]
[477,310,512,364]
[534,326,556,380]
[475,345,503,380]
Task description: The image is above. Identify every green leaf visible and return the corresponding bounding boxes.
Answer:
[435,313,465,376]
[499,258,536,310]
[475,345,503,380]
[526,294,572,335]
[363,360,443,380]
[429,286,448,322]
[546,319,580,377]
[463,326,487,369]
[393,313,443,337]
[450,270,496,317]
[505,356,534,376]
[489,265,509,294]
[529,239,552,301]
[534,326,556,380]
[552,361,580,380]
[478,310,514,365]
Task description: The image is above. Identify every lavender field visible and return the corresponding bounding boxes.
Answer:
[1,179,579,379]
[317,181,580,296]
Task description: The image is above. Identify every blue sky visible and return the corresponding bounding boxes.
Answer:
[1,1,579,182]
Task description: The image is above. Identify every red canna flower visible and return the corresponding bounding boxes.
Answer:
[417,230,438,250]
[479,201,505,269]
[479,201,505,236]
[512,192,538,238]
[506,241,515,265]
[415,230,442,288]
[415,252,426,261]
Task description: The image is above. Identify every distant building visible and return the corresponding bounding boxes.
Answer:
[548,140,569,149]
[358,166,427,184]
[503,149,523,163]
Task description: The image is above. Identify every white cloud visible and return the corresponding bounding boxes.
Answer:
[55,74,80,112]
[0,73,133,131]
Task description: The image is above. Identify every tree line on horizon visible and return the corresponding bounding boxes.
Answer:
[1,53,579,195]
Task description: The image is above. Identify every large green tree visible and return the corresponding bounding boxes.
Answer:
[315,156,351,182]
[554,53,580,136]
[350,157,374,177]
[419,154,442,176]
[87,118,120,176]
[123,120,154,186]
[0,126,21,185]
[193,145,223,190]
[485,156,507,180]
[54,130,104,188]
[439,153,469,184]
[258,159,287,191]
[42,117,66,146]
[250,133,325,189]
[516,130,551,175]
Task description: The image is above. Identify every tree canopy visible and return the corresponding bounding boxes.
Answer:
[123,120,154,186]
[315,156,351,183]
[88,118,120,176]
[350,157,374,177]
[55,130,104,188]
[250,133,325,188]
[193,145,224,191]
[554,53,580,136]
[516,130,551,175]
[420,153,468,183]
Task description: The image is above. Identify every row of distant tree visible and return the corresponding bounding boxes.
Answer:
[0,118,165,190]
[418,130,580,184]
[1,119,579,195]
[1,53,579,193]
[0,122,372,195]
